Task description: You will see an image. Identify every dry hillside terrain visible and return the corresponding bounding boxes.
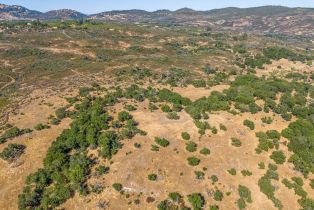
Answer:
[0,14,314,210]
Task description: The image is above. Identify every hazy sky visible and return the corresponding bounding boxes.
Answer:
[1,0,314,14]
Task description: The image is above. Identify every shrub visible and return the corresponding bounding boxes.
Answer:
[238,185,252,203]
[186,141,197,152]
[261,116,273,124]
[79,87,92,97]
[258,164,282,209]
[228,168,236,175]
[291,177,303,186]
[270,151,286,164]
[161,104,171,113]
[50,117,61,125]
[148,173,157,181]
[194,171,205,180]
[91,183,104,194]
[181,132,190,140]
[118,111,132,122]
[187,157,200,166]
[157,200,177,210]
[158,88,191,106]
[151,145,159,151]
[192,79,207,88]
[249,103,262,114]
[34,123,50,131]
[237,198,246,210]
[266,130,281,139]
[0,127,32,144]
[255,131,279,153]
[155,137,170,147]
[219,124,227,131]
[210,205,220,210]
[166,112,180,120]
[95,165,109,176]
[99,131,121,159]
[231,137,242,147]
[241,170,252,176]
[258,162,265,169]
[194,120,210,130]
[111,120,121,128]
[149,103,158,112]
[0,144,26,162]
[211,127,218,134]
[168,192,182,202]
[55,107,67,119]
[200,148,210,155]
[112,183,123,192]
[282,178,307,199]
[134,143,141,148]
[310,180,314,189]
[172,104,183,112]
[213,190,223,201]
[124,104,137,111]
[187,193,205,210]
[203,65,216,74]
[281,119,314,176]
[243,120,255,130]
[66,153,90,185]
[281,112,292,121]
[211,175,218,184]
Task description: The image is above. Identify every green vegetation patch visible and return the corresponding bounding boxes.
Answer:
[0,143,26,162]
[187,156,201,166]
[155,137,170,147]
[237,185,252,210]
[270,151,286,165]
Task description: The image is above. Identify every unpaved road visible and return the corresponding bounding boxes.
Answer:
[0,73,15,91]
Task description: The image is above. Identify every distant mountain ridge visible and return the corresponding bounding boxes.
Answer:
[0,4,86,20]
[1,4,314,36]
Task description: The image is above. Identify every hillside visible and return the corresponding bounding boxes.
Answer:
[0,4,85,20]
[90,6,314,37]
[0,5,314,210]
[39,9,87,20]
[0,4,41,20]
[1,4,314,36]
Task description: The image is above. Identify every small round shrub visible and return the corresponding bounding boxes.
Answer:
[181,132,190,140]
[200,148,210,155]
[213,190,223,201]
[187,157,200,166]
[243,120,255,130]
[270,151,286,164]
[186,141,197,152]
[148,173,157,181]
[228,168,236,175]
[155,137,170,147]
[112,183,123,192]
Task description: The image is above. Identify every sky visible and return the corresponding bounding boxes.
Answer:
[1,0,314,14]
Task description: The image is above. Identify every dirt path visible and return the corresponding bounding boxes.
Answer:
[0,73,15,91]
[62,29,73,39]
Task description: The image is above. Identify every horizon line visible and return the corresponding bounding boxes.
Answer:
[1,3,313,15]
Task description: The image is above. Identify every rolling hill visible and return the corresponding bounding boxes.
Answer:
[0,4,314,37]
